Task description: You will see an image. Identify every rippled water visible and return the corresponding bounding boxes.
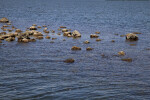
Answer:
[0,0,150,99]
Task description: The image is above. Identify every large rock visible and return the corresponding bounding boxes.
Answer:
[126,33,138,41]
[5,37,15,42]
[0,17,9,23]
[72,30,81,37]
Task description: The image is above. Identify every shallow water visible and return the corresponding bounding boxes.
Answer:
[0,0,150,100]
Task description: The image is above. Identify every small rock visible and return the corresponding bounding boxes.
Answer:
[121,58,132,62]
[5,37,15,42]
[37,26,41,28]
[86,47,93,51]
[118,51,125,56]
[28,39,36,42]
[3,25,8,27]
[45,36,50,39]
[52,38,57,40]
[126,33,138,41]
[51,30,55,33]
[8,29,12,32]
[33,32,43,36]
[58,28,61,31]
[71,46,81,50]
[0,17,9,23]
[120,35,125,37]
[62,29,68,32]
[95,32,100,34]
[22,38,29,43]
[32,24,37,26]
[7,23,11,25]
[64,58,75,63]
[114,33,119,35]
[36,36,43,39]
[0,40,2,43]
[30,26,37,30]
[43,25,47,27]
[60,26,67,28]
[44,30,49,33]
[57,32,61,35]
[132,32,142,34]
[84,40,90,44]
[63,32,71,37]
[130,44,136,46]
[72,30,81,37]
[96,39,102,41]
[111,40,115,42]
[15,29,22,33]
[90,34,99,38]
[50,41,54,43]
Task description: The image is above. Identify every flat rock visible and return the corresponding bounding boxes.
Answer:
[0,17,9,23]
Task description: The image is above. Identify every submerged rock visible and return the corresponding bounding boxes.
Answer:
[95,32,100,34]
[63,32,71,37]
[0,17,9,23]
[96,39,101,41]
[36,36,43,39]
[64,58,75,63]
[71,46,81,50]
[45,36,50,39]
[90,34,99,38]
[0,40,2,43]
[72,30,81,37]
[121,58,132,62]
[60,26,67,28]
[22,38,29,43]
[118,51,125,56]
[126,33,138,41]
[62,29,68,32]
[15,29,22,33]
[132,32,142,34]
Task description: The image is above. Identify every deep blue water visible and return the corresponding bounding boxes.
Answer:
[0,0,150,100]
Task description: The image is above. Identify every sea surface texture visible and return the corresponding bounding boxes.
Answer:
[0,0,150,100]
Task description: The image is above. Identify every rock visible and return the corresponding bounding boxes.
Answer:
[57,32,61,35]
[118,51,125,56]
[86,47,93,51]
[45,36,50,39]
[33,32,43,36]
[0,40,2,43]
[96,39,102,41]
[72,30,81,37]
[111,40,115,42]
[5,37,15,42]
[0,17,9,23]
[114,33,119,35]
[132,32,142,34]
[62,29,68,32]
[71,46,81,50]
[22,38,29,43]
[44,30,49,33]
[37,26,41,28]
[51,30,55,33]
[8,29,12,32]
[126,33,138,41]
[121,58,132,62]
[15,29,22,33]
[95,32,100,34]
[60,26,67,28]
[90,34,99,38]
[130,44,136,46]
[63,39,66,41]
[52,38,57,40]
[28,39,36,42]
[32,24,37,26]
[64,58,75,63]
[84,40,90,44]
[120,35,125,37]
[43,25,47,27]
[2,29,7,31]
[7,23,11,25]
[36,36,43,39]
[30,26,37,30]
[63,32,71,36]
[50,41,54,43]
[58,28,61,31]
[3,25,8,27]
[0,32,6,35]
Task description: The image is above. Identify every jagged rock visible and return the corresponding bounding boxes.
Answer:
[63,32,71,36]
[71,46,81,50]
[121,58,132,62]
[118,51,125,56]
[86,47,93,51]
[30,26,37,30]
[90,34,99,38]
[126,33,138,41]
[64,58,75,63]
[45,36,50,39]
[84,40,90,44]
[72,30,81,37]
[0,17,9,23]
[62,29,68,32]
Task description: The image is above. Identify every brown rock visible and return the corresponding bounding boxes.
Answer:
[95,32,100,34]
[63,32,71,36]
[22,38,29,43]
[86,47,93,51]
[60,26,67,28]
[36,36,43,39]
[3,25,8,27]
[37,26,41,28]
[118,51,125,56]
[43,25,47,27]
[71,46,81,50]
[64,58,75,63]
[52,38,57,40]
[96,39,102,41]
[32,24,37,26]
[28,39,36,42]
[121,58,132,62]
[30,26,37,30]
[132,32,142,34]
[90,34,99,38]
[51,30,55,33]
[15,29,22,33]
[84,40,90,44]
[5,37,15,42]
[45,36,51,39]
[0,40,2,43]
[130,44,136,46]
[111,40,115,42]
[62,29,68,32]
[72,30,81,37]
[0,17,9,23]
[126,33,138,41]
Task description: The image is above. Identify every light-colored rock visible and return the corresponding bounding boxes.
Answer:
[118,51,125,56]
[126,33,138,41]
[22,38,29,43]
[0,17,9,23]
[84,40,90,44]
[71,46,81,50]
[30,26,37,30]
[63,32,71,36]
[72,30,81,37]
[45,36,50,39]
[5,37,15,42]
[15,29,22,33]
[62,29,68,32]
[33,32,43,36]
[95,32,100,34]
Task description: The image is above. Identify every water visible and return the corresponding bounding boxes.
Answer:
[0,0,150,99]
